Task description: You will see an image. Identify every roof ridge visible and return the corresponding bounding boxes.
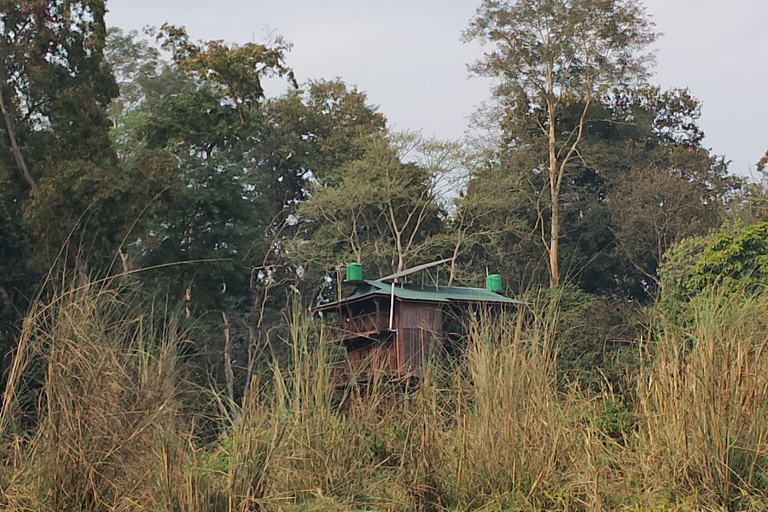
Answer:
[314,278,523,310]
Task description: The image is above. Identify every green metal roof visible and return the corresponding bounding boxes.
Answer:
[316,280,523,309]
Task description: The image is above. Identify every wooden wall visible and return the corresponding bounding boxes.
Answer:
[396,301,441,374]
[345,336,398,378]
[342,300,445,381]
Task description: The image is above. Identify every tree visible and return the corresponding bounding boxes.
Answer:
[112,26,290,308]
[611,167,719,290]
[105,28,392,397]
[606,87,739,297]
[0,0,119,230]
[109,26,300,402]
[247,80,387,327]
[0,1,172,274]
[0,0,127,377]
[0,0,118,177]
[292,132,446,280]
[464,0,656,287]
[0,0,129,263]
[659,222,768,307]
[460,81,740,300]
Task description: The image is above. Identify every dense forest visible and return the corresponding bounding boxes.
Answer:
[2,0,768,510]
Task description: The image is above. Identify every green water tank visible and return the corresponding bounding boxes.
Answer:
[346,262,363,282]
[486,274,502,292]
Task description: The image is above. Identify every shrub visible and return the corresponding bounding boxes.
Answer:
[636,291,768,509]
[660,222,768,304]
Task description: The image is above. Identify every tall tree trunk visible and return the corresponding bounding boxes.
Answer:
[547,102,560,288]
[222,311,235,407]
[549,189,560,288]
[0,86,35,188]
[168,271,191,340]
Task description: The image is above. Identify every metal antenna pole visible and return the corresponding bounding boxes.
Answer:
[389,281,395,331]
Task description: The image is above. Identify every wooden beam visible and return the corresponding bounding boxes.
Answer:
[376,257,454,283]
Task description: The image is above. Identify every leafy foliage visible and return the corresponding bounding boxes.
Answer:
[464,0,657,287]
[660,222,768,303]
[293,133,444,279]
[460,86,735,301]
[0,5,765,482]
[1,4,768,510]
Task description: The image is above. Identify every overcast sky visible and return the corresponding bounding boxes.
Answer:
[106,0,768,177]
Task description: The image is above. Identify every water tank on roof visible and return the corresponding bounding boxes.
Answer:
[486,274,502,292]
[346,262,363,282]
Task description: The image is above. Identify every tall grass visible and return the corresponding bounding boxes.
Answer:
[182,299,614,511]
[4,278,768,511]
[0,276,182,511]
[445,312,605,510]
[636,291,768,509]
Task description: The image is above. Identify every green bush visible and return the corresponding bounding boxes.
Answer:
[660,222,768,304]
[523,285,642,393]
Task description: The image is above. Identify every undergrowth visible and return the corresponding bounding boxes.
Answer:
[1,278,768,511]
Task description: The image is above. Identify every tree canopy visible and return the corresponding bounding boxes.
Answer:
[464,0,657,287]
[0,0,764,400]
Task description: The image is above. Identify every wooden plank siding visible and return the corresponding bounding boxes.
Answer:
[318,282,520,384]
[347,340,395,373]
[330,298,447,382]
[395,300,441,376]
[325,298,387,344]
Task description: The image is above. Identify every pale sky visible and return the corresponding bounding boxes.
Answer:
[106,0,768,177]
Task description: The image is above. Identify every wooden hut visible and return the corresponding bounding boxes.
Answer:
[314,262,521,380]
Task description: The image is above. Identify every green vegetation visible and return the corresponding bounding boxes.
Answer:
[660,222,768,301]
[1,0,768,510]
[2,278,768,511]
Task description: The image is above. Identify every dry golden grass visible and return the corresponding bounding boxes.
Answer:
[0,277,182,511]
[636,292,768,510]
[3,280,768,511]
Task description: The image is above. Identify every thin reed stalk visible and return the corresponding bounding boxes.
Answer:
[0,276,183,511]
[637,291,768,509]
